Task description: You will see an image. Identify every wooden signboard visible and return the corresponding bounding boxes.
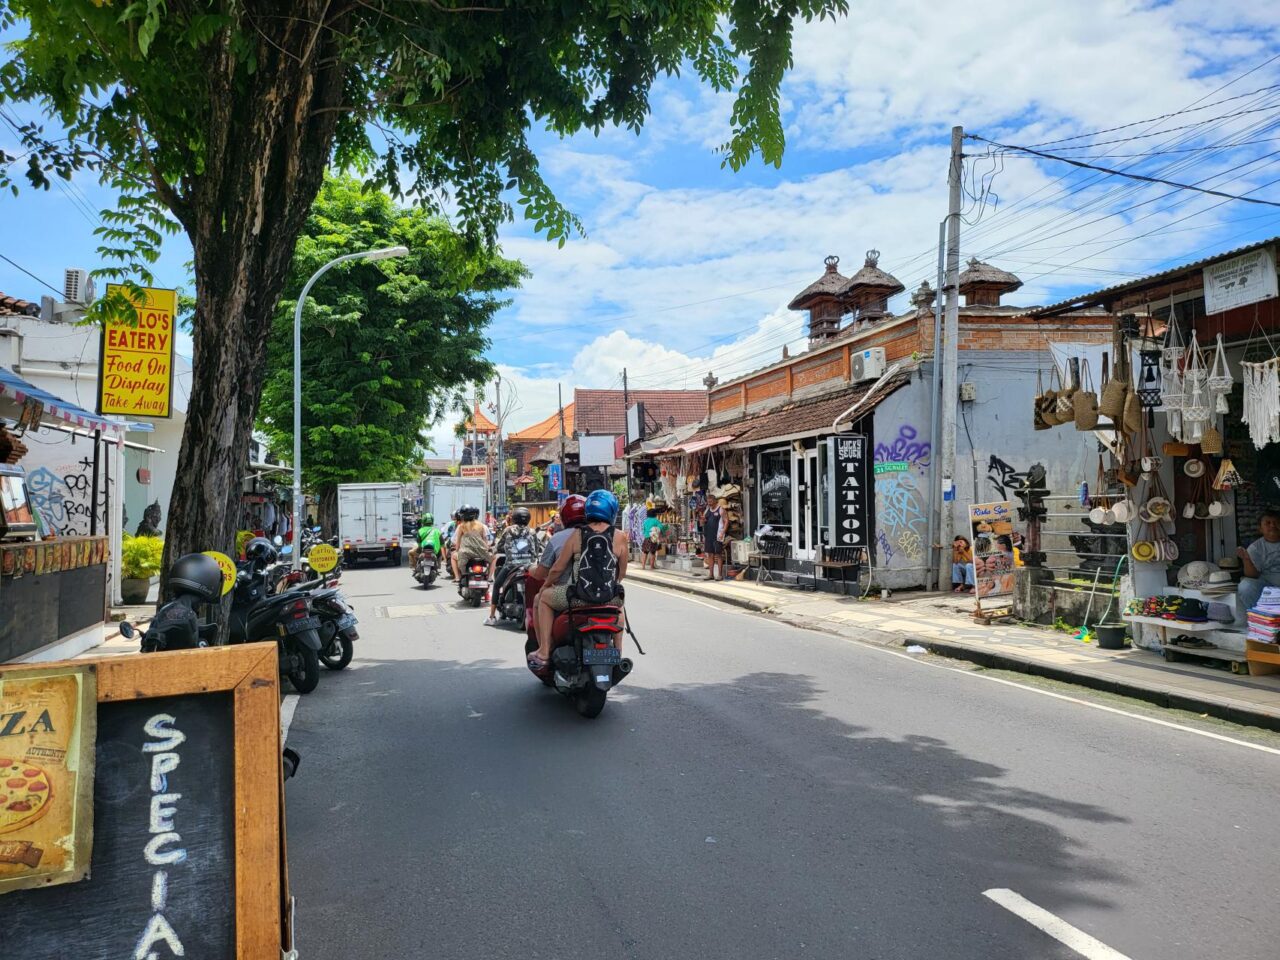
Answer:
[0,643,288,959]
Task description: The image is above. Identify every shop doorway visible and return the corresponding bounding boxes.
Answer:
[792,447,820,562]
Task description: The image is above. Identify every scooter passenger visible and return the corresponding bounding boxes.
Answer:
[451,504,490,581]
[408,512,442,570]
[485,506,535,625]
[530,490,627,671]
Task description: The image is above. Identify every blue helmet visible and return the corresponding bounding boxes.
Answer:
[584,489,619,523]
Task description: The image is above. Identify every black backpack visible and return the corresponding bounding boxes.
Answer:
[571,525,619,605]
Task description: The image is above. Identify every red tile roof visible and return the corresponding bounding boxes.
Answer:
[0,292,40,317]
[574,389,707,437]
[690,376,909,446]
[508,402,574,441]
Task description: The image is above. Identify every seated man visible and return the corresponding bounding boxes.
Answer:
[1237,509,1280,611]
[531,490,628,670]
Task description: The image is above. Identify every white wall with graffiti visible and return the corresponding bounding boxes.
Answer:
[871,353,1099,588]
[19,425,117,538]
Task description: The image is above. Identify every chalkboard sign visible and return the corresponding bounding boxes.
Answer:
[831,434,870,548]
[0,644,286,958]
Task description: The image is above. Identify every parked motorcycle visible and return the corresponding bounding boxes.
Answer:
[230,537,325,693]
[274,567,358,671]
[413,544,440,588]
[523,572,634,718]
[118,552,223,652]
[457,556,489,607]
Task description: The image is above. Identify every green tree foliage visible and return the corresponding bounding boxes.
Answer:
[0,0,847,570]
[258,176,524,524]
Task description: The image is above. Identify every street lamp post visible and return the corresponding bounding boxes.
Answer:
[292,245,409,570]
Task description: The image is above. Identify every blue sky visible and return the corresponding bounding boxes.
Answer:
[4,1,1280,454]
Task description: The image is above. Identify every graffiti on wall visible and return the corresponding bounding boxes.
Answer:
[986,454,1029,501]
[874,424,931,470]
[25,455,112,538]
[874,422,929,566]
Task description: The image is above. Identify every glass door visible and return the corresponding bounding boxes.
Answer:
[792,448,820,561]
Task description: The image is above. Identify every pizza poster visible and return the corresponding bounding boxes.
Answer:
[968,501,1016,602]
[0,664,96,894]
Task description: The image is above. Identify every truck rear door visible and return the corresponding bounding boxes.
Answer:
[373,486,400,545]
[339,490,364,543]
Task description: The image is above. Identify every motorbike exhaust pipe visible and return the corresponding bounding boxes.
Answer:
[611,658,634,686]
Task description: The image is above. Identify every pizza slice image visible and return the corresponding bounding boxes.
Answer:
[0,757,54,835]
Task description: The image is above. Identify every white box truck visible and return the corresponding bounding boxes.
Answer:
[424,476,487,526]
[338,482,404,566]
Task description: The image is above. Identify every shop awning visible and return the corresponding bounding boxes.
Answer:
[0,364,126,437]
[649,434,736,456]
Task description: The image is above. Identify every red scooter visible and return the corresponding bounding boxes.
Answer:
[523,572,634,718]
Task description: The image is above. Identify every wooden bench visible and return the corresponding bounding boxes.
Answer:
[811,546,866,595]
[748,539,790,585]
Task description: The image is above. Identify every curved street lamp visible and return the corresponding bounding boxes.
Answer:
[292,246,409,569]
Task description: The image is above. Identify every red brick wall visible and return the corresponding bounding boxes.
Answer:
[746,372,788,405]
[792,354,844,390]
[711,392,740,414]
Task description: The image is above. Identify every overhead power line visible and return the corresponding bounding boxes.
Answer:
[966,134,1280,208]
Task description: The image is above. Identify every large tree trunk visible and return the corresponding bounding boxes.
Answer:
[161,7,347,614]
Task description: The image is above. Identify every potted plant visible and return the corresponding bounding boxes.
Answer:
[120,534,164,604]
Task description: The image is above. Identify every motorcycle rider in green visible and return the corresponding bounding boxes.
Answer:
[408,512,442,571]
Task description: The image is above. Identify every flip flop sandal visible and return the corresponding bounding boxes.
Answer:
[527,654,551,677]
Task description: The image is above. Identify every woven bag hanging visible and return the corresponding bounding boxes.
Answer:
[1042,366,1064,426]
[1099,350,1128,419]
[1200,422,1224,455]
[1033,370,1052,431]
[1055,360,1077,418]
[1074,359,1099,430]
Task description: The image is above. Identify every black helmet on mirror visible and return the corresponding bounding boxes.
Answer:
[244,536,278,565]
[167,552,225,603]
[459,504,481,521]
[509,507,531,526]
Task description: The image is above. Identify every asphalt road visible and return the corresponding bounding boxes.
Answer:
[284,565,1280,960]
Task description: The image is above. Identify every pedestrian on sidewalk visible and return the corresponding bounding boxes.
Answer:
[1237,509,1280,611]
[641,507,665,570]
[952,535,974,593]
[703,495,726,580]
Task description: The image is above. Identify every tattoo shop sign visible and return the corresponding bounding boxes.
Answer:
[98,284,177,419]
[0,664,96,894]
[833,435,870,548]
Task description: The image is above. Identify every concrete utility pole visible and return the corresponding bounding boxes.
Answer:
[937,125,964,590]
[622,367,632,510]
[557,383,567,491]
[494,372,505,513]
[925,220,946,592]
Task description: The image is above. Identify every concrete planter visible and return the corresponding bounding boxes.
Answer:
[121,577,151,605]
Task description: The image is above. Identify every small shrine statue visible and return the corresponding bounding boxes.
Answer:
[136,501,163,538]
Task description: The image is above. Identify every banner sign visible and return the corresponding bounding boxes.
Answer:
[831,434,869,548]
[548,463,563,491]
[0,663,96,894]
[968,500,1016,602]
[98,284,177,419]
[459,465,489,480]
[1203,247,1278,314]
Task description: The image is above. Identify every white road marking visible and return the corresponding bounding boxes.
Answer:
[280,694,300,745]
[643,579,1280,757]
[628,580,749,614]
[983,889,1132,959]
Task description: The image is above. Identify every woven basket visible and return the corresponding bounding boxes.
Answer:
[1123,389,1142,435]
[1074,360,1098,430]
[1099,352,1128,419]
[1200,423,1224,455]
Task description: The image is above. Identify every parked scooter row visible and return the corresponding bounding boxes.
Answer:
[119,536,358,695]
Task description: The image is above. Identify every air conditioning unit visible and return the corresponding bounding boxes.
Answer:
[64,268,94,305]
[850,347,887,383]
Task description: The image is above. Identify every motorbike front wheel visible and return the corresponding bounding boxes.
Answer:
[574,686,608,718]
[288,643,322,694]
[320,634,354,670]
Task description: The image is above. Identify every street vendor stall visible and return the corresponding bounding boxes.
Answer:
[0,365,126,661]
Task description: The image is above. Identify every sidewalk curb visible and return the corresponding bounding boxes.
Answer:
[912,637,1280,733]
[631,569,1280,733]
[627,570,777,614]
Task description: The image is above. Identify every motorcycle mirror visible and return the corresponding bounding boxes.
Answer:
[273,535,284,547]
[312,526,322,533]
[117,621,135,639]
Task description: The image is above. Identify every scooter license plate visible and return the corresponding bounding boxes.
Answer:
[470,580,490,589]
[582,647,621,665]
[284,616,321,635]
[336,614,357,631]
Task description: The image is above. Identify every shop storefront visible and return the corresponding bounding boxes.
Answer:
[1034,238,1280,675]
[0,365,125,660]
